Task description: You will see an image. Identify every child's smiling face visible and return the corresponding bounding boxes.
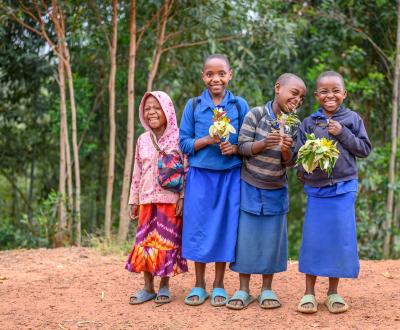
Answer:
[143,95,167,131]
[315,76,347,115]
[202,58,232,98]
[275,77,306,113]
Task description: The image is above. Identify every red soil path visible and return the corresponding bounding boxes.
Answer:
[0,247,399,329]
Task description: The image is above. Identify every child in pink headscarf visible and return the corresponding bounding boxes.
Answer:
[126,91,188,305]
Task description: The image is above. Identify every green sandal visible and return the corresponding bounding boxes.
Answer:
[297,294,318,313]
[325,294,349,314]
[258,289,281,309]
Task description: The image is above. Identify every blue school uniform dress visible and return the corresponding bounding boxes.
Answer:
[230,181,288,274]
[179,90,249,263]
[295,107,372,278]
[299,180,359,278]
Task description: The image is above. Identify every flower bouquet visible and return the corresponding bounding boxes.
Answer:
[277,112,301,135]
[297,133,340,176]
[209,106,236,140]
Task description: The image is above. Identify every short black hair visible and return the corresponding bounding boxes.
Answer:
[316,71,345,88]
[276,73,306,88]
[203,54,230,69]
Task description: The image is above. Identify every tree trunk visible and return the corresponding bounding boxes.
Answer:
[104,0,118,240]
[50,1,82,245]
[28,145,35,224]
[118,0,136,241]
[383,0,400,258]
[56,56,67,245]
[63,45,82,246]
[146,0,171,91]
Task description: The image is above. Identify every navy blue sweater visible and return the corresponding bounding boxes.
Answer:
[294,106,372,187]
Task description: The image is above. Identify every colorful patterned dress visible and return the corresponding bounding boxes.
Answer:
[125,91,188,277]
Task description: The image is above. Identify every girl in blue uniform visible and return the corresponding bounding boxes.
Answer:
[295,71,371,314]
[179,54,249,307]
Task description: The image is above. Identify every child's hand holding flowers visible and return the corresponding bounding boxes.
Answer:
[280,134,294,153]
[220,140,238,155]
[327,119,342,136]
[209,106,238,155]
[262,131,282,150]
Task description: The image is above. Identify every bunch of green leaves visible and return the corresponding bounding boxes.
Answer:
[297,133,340,176]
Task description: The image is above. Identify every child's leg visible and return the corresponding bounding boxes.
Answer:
[328,277,339,295]
[144,271,155,293]
[328,277,346,310]
[301,274,317,310]
[213,262,226,304]
[228,273,251,307]
[156,277,170,302]
[187,262,206,303]
[129,271,155,303]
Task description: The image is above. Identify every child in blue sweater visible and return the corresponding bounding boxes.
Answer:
[295,71,371,314]
[179,54,249,307]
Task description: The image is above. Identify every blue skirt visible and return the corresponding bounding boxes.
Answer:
[182,167,240,262]
[299,191,359,278]
[230,210,288,274]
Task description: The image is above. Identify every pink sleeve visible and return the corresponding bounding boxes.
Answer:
[128,138,142,205]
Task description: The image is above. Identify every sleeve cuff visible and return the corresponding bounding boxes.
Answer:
[239,142,254,156]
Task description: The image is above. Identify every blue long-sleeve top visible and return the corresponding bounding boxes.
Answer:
[179,89,249,170]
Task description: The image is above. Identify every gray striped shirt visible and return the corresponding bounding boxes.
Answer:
[238,103,297,189]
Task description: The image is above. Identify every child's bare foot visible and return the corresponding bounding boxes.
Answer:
[261,300,280,308]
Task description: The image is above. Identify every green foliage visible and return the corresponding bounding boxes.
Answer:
[0,192,59,250]
[0,0,398,259]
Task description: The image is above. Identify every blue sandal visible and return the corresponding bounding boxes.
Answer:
[258,289,281,309]
[129,289,157,305]
[226,290,255,310]
[184,287,209,306]
[155,287,172,304]
[210,287,228,307]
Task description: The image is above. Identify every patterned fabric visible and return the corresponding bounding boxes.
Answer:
[157,151,184,192]
[129,91,188,205]
[126,203,188,277]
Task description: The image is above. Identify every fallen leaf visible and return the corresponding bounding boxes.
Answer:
[382,271,394,279]
[0,276,7,280]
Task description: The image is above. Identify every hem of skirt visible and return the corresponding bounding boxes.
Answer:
[183,255,235,263]
[229,265,287,275]
[125,262,188,277]
[298,268,359,279]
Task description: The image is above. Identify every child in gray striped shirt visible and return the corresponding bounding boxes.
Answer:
[227,73,306,310]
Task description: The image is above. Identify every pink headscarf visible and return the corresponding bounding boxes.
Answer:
[138,91,180,151]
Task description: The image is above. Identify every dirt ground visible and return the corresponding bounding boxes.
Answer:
[0,247,399,330]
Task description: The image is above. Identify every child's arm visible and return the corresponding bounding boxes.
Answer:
[179,99,218,155]
[128,137,142,208]
[238,108,281,156]
[329,116,372,158]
